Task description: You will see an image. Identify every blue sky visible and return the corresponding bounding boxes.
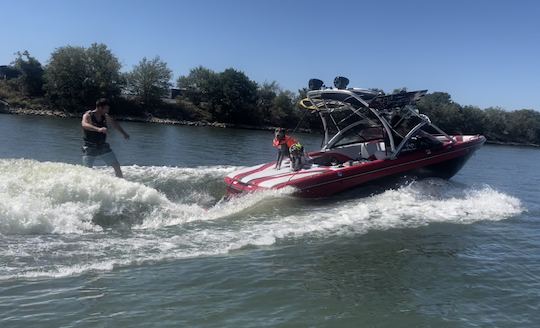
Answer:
[1,0,539,110]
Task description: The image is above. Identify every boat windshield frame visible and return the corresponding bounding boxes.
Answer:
[305,89,456,159]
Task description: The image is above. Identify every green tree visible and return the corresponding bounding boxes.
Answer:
[12,51,44,96]
[271,90,299,127]
[217,68,258,123]
[505,109,540,144]
[44,46,88,109]
[177,66,220,107]
[44,43,122,111]
[483,107,508,141]
[460,105,486,135]
[255,83,302,127]
[257,81,279,124]
[84,43,123,102]
[126,56,172,107]
[417,92,464,133]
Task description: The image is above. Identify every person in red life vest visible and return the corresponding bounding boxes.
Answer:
[273,128,297,170]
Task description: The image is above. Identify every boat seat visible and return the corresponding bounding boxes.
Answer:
[360,141,387,160]
[310,152,352,166]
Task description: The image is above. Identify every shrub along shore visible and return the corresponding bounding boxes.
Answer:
[1,43,539,146]
[0,105,295,132]
[1,105,537,147]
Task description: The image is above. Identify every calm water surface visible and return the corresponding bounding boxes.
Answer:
[0,114,538,327]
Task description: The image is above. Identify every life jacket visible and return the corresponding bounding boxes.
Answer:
[289,143,304,154]
[83,111,107,147]
[273,135,297,148]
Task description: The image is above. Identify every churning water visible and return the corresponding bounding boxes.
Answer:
[0,159,522,281]
[0,115,538,327]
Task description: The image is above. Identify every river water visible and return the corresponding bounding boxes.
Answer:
[0,114,538,327]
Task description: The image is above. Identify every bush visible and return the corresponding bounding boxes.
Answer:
[125,56,172,107]
[44,43,123,111]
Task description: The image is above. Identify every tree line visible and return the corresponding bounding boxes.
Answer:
[0,43,301,127]
[416,92,540,145]
[0,43,539,146]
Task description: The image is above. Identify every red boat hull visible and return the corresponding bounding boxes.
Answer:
[225,136,485,198]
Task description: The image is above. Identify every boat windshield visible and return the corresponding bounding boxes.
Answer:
[333,124,385,147]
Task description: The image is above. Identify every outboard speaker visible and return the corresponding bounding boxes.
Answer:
[308,79,324,91]
[334,76,349,89]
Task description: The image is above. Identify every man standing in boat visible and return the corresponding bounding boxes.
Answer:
[81,98,130,178]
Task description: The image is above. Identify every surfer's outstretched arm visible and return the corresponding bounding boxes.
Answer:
[106,114,130,140]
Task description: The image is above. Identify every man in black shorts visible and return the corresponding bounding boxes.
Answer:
[81,98,130,177]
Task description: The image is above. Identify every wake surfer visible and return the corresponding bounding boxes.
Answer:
[81,98,130,178]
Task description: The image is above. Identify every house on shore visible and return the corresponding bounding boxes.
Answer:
[0,65,21,80]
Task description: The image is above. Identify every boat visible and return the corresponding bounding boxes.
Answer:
[225,77,486,198]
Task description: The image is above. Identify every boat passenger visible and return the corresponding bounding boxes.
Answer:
[273,128,297,170]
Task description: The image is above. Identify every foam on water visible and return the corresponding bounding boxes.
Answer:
[0,159,248,234]
[0,159,524,280]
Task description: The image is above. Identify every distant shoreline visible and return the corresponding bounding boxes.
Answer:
[0,106,313,134]
[483,140,540,148]
[1,106,539,148]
